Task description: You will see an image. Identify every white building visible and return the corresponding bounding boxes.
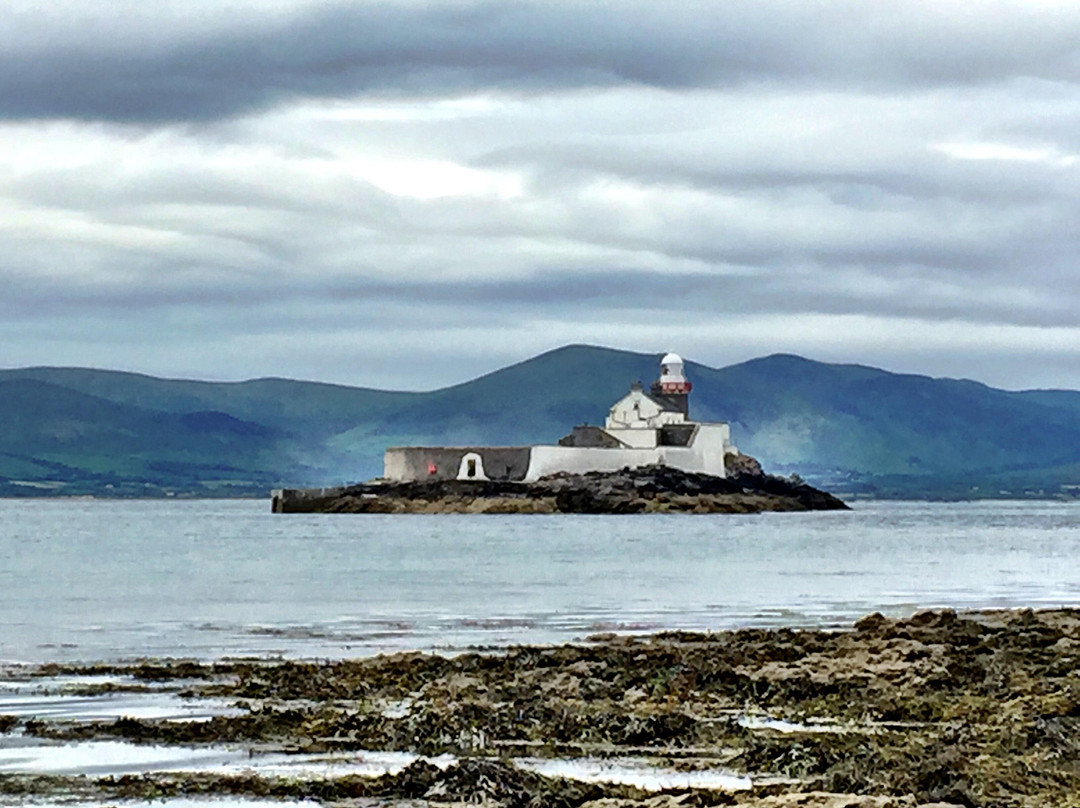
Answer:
[384,353,738,482]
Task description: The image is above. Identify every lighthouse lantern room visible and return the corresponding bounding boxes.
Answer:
[657,352,692,394]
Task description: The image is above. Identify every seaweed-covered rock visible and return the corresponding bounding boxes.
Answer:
[14,608,1080,807]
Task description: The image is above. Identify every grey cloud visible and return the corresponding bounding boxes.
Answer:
[3,1,1080,123]
[2,2,1079,392]
[2,270,1076,391]
[3,260,1076,337]
[4,152,1077,341]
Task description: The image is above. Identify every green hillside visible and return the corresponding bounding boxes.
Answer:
[0,379,298,495]
[3,345,1080,498]
[1,367,419,434]
[689,355,1080,477]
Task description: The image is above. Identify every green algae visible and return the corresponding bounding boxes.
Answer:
[8,608,1080,807]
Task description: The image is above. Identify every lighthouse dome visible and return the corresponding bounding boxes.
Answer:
[658,353,690,393]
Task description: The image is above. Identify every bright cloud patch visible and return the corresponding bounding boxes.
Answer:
[933,141,1078,166]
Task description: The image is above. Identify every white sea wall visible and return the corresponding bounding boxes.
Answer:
[524,440,729,482]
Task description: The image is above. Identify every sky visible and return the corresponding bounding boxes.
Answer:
[2,0,1079,391]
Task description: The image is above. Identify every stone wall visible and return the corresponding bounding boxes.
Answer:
[271,486,348,513]
[384,446,533,482]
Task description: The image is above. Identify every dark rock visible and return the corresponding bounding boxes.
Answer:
[854,612,889,633]
[725,452,764,477]
[274,462,848,514]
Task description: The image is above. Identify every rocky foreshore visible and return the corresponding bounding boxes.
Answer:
[272,462,849,514]
[5,608,1080,807]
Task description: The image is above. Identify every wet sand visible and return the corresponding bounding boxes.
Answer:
[3,608,1080,807]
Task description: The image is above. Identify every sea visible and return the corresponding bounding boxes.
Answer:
[3,498,1080,804]
[3,498,1080,665]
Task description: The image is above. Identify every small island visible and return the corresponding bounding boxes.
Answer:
[273,352,846,514]
[272,461,848,514]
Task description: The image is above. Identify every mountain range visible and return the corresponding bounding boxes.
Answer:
[2,345,1080,499]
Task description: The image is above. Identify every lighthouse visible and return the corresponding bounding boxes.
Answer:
[651,352,692,417]
[385,349,736,482]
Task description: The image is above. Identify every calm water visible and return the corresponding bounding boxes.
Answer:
[2,499,1080,664]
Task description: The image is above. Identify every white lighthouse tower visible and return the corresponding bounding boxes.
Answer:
[651,352,692,416]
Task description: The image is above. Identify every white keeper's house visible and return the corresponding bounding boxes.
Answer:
[383,353,738,483]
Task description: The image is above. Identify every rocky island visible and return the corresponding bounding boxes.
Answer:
[272,460,848,514]
[274,351,848,514]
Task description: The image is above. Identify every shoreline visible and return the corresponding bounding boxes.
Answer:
[3,608,1077,807]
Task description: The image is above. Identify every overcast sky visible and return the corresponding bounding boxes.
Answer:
[2,0,1079,391]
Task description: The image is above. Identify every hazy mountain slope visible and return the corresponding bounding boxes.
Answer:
[1,367,420,436]
[684,355,1080,476]
[0,379,299,489]
[1010,389,1080,418]
[333,345,660,445]
[1,350,662,486]
[3,346,1080,496]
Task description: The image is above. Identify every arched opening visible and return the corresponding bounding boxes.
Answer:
[457,452,488,481]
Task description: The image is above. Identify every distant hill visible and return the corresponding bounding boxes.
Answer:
[3,345,1080,498]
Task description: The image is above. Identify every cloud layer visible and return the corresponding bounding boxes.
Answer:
[2,0,1079,389]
